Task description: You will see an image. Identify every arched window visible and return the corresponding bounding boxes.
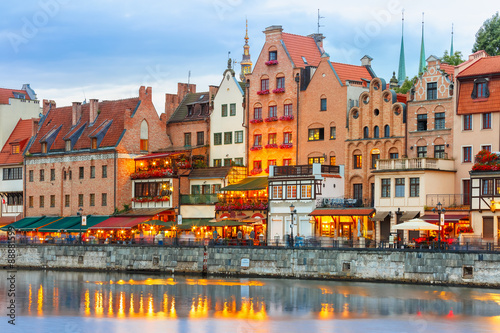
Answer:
[374,126,379,138]
[140,120,149,151]
[384,125,390,138]
[363,126,369,139]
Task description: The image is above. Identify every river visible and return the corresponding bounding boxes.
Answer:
[1,270,499,332]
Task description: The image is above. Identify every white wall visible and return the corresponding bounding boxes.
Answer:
[0,98,40,149]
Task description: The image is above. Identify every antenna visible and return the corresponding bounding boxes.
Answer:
[82,89,87,104]
[402,8,404,32]
[317,9,324,34]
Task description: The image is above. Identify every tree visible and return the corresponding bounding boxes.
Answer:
[394,76,417,94]
[442,50,465,66]
[473,12,500,56]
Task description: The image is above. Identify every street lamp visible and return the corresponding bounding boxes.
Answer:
[432,202,446,248]
[289,203,297,247]
[77,207,83,244]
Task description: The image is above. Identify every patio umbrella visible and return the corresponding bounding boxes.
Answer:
[391,218,439,231]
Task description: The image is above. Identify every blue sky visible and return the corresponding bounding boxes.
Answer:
[1,0,498,113]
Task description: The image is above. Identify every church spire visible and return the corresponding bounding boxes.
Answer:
[240,19,253,81]
[418,12,426,75]
[450,23,454,56]
[397,9,406,84]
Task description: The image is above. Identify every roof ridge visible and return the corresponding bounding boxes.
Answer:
[330,61,367,68]
[282,32,315,39]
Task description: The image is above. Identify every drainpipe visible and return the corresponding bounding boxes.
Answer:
[245,79,250,171]
[23,158,26,217]
[295,73,300,165]
[114,151,117,212]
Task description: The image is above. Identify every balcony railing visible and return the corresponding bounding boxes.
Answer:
[273,164,339,177]
[316,197,370,208]
[426,194,470,210]
[180,194,218,205]
[377,158,454,171]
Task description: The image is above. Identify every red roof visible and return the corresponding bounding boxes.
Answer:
[0,119,36,165]
[440,63,455,78]
[281,33,322,68]
[0,88,31,104]
[135,151,185,160]
[330,62,373,85]
[457,79,500,114]
[396,93,407,104]
[89,216,151,229]
[309,209,375,216]
[457,55,500,77]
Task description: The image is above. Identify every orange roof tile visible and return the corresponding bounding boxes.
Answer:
[440,63,455,78]
[330,62,373,85]
[457,79,500,115]
[396,93,407,104]
[0,119,36,165]
[281,33,322,68]
[0,88,32,104]
[457,55,500,77]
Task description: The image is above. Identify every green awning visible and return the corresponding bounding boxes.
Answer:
[176,218,211,229]
[38,216,82,233]
[220,177,268,191]
[64,216,110,232]
[143,219,173,227]
[0,217,44,231]
[17,216,62,231]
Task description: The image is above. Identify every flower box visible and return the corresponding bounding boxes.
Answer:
[257,89,270,95]
[279,115,294,121]
[279,143,293,149]
[264,167,269,174]
[264,117,278,122]
[250,168,262,175]
[472,150,500,171]
[132,196,170,203]
[272,88,285,93]
[131,168,173,179]
[265,144,278,149]
[250,146,262,151]
[215,202,268,211]
[250,118,263,124]
[265,60,278,65]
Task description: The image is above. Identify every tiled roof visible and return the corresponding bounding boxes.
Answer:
[440,63,455,78]
[457,79,500,114]
[457,55,500,77]
[396,93,407,104]
[29,98,140,154]
[189,167,232,179]
[168,92,210,123]
[0,88,32,104]
[0,119,36,165]
[329,62,373,85]
[281,33,322,68]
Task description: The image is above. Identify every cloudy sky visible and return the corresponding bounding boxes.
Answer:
[0,0,498,113]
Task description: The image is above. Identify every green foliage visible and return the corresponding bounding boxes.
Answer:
[193,160,207,169]
[473,12,500,56]
[394,76,417,94]
[442,50,465,66]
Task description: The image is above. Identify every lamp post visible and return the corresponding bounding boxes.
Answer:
[77,207,83,245]
[432,202,446,249]
[289,203,297,247]
[174,206,179,246]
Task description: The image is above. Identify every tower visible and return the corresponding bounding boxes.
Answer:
[240,19,253,81]
[397,9,406,84]
[450,23,454,56]
[418,13,426,75]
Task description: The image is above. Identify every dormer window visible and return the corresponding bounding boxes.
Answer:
[13,92,26,99]
[11,145,20,154]
[41,142,47,153]
[187,105,194,116]
[472,79,489,99]
[301,56,308,65]
[91,138,97,149]
[269,51,277,61]
[65,140,71,152]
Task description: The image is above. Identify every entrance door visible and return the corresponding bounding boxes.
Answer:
[483,217,494,240]
[380,216,391,241]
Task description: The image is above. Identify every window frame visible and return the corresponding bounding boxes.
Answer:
[463,114,472,131]
[427,82,437,100]
[395,178,405,197]
[224,132,232,145]
[308,128,324,141]
[417,146,427,158]
[435,112,445,130]
[409,178,420,197]
[354,154,362,169]
[184,132,192,147]
[197,131,205,146]
[229,103,236,116]
[434,145,445,158]
[381,179,391,198]
[214,133,222,146]
[235,131,244,144]
[330,126,336,140]
[320,98,327,111]
[482,112,492,129]
[221,104,228,117]
[417,114,428,131]
[463,146,472,163]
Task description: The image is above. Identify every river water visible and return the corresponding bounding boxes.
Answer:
[1,270,499,333]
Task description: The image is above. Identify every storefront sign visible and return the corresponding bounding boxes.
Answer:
[440,214,445,226]
[177,215,182,225]
[81,216,87,226]
[241,258,250,268]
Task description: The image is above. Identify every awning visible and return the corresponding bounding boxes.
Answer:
[89,216,151,230]
[65,216,110,232]
[400,211,419,222]
[134,152,183,160]
[371,211,390,221]
[221,177,268,191]
[17,216,62,231]
[38,216,81,233]
[309,209,375,216]
[421,214,469,224]
[0,216,44,231]
[175,218,212,229]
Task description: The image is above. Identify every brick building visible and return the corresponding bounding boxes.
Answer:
[24,86,171,217]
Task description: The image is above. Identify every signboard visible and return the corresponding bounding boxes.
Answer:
[81,215,87,226]
[440,213,445,226]
[177,215,182,225]
[241,258,250,268]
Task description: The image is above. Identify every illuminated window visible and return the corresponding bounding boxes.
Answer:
[283,132,292,144]
[272,186,283,199]
[301,185,312,199]
[268,133,277,145]
[11,145,19,154]
[253,134,262,147]
[140,120,148,151]
[308,128,324,141]
[354,154,362,169]
[286,185,297,199]
[91,138,97,149]
[283,159,291,166]
[330,156,336,166]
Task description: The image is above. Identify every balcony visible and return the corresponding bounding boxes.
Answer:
[180,194,218,205]
[316,197,369,208]
[425,194,470,210]
[272,164,339,177]
[376,158,455,171]
[215,199,268,211]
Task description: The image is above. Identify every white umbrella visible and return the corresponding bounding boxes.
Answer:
[391,218,439,231]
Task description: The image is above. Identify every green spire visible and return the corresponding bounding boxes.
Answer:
[397,9,406,84]
[418,13,426,74]
[450,23,454,56]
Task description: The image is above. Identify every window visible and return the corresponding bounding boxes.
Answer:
[330,127,336,140]
[320,98,327,111]
[272,185,283,199]
[29,170,33,182]
[269,50,277,61]
[101,193,107,206]
[384,125,390,138]
[191,185,201,195]
[434,145,445,158]
[102,165,107,178]
[463,146,472,162]
[214,133,222,145]
[29,196,33,208]
[483,113,492,129]
[90,166,95,179]
[212,184,221,193]
[11,145,19,154]
[353,184,363,200]
[134,181,172,198]
[286,185,297,199]
[390,153,399,159]
[253,134,262,147]
[184,133,191,147]
[65,195,70,207]
[354,154,362,169]
[235,131,243,143]
[50,195,55,208]
[381,179,391,198]
[308,156,325,165]
[308,128,324,141]
[284,104,292,116]
[395,178,405,197]
[224,158,232,166]
[463,114,472,130]
[363,127,369,138]
[140,120,148,151]
[475,81,488,98]
[330,156,336,166]
[253,160,262,170]
[482,179,494,196]
[187,105,194,117]
[41,142,47,153]
[276,77,285,90]
[427,82,437,100]
[79,167,84,179]
[254,107,262,120]
[410,178,420,197]
[197,132,204,146]
[65,140,71,152]
[229,103,236,116]
[261,79,269,91]
[221,104,228,117]
[268,133,277,145]
[481,145,492,152]
[463,179,471,205]
[269,105,277,118]
[283,159,291,166]
[234,158,243,166]
[373,126,379,138]
[417,114,427,131]
[40,169,45,181]
[92,138,98,150]
[435,112,445,130]
[301,185,312,199]
[78,194,84,207]
[69,170,72,180]
[39,195,44,208]
[224,132,232,144]
[2,168,22,180]
[284,132,292,144]
[417,146,427,158]
[371,154,380,169]
[50,168,55,181]
[213,159,222,167]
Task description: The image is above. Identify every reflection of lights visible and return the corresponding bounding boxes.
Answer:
[95,290,104,316]
[118,292,125,318]
[130,293,135,315]
[53,286,59,312]
[85,289,90,316]
[147,296,154,317]
[37,285,43,315]
[108,290,113,316]
[189,296,209,319]
[139,294,144,314]
[214,298,267,321]
[342,303,350,318]
[469,292,500,305]
[319,303,334,320]
[28,284,32,314]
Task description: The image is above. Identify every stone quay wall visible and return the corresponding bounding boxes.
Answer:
[1,245,499,287]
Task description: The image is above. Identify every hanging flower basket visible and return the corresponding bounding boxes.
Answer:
[257,90,270,95]
[472,150,500,171]
[265,60,278,65]
[132,196,170,203]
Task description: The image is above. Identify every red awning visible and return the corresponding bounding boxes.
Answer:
[89,216,151,229]
[309,209,375,216]
[421,214,469,224]
[134,152,185,160]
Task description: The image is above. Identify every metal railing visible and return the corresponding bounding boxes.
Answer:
[274,165,313,176]
[316,197,370,208]
[377,157,454,171]
[426,194,470,210]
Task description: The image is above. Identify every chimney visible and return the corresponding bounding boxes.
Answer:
[32,120,39,137]
[264,25,283,38]
[308,33,325,49]
[42,99,56,116]
[72,102,82,126]
[89,99,99,124]
[139,86,152,103]
[361,55,373,67]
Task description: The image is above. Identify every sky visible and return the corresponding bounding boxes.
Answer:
[0,0,498,114]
